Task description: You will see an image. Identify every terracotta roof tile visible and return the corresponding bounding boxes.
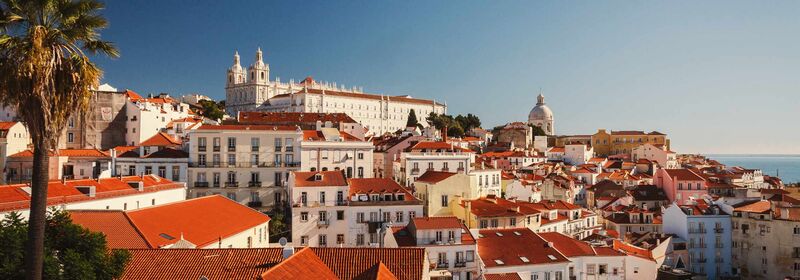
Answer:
[0,121,17,131]
[733,200,771,213]
[310,247,426,280]
[485,273,522,280]
[293,171,348,187]
[237,111,356,124]
[125,195,270,248]
[409,141,472,152]
[140,132,182,146]
[302,130,361,141]
[414,171,457,184]
[477,228,570,267]
[121,248,283,279]
[663,169,705,181]
[411,216,463,230]
[69,210,150,249]
[348,178,416,198]
[261,247,338,280]
[197,124,299,131]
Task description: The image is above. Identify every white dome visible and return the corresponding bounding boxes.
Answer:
[528,94,553,121]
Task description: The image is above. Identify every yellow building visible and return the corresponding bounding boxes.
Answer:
[591,129,669,157]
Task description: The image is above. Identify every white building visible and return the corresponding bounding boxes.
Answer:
[632,143,678,169]
[299,128,373,178]
[395,141,475,187]
[187,124,302,210]
[112,132,189,183]
[0,175,186,220]
[69,195,270,249]
[125,94,194,146]
[391,216,480,280]
[6,149,112,182]
[0,122,30,184]
[528,93,555,135]
[288,171,423,247]
[224,49,447,135]
[564,143,593,166]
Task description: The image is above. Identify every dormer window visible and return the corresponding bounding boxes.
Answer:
[314,174,323,181]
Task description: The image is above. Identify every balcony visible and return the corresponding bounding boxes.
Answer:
[285,146,294,152]
[194,182,209,188]
[715,243,724,249]
[454,261,467,268]
[198,146,206,152]
[714,228,724,234]
[441,168,449,172]
[213,146,220,152]
[247,201,263,208]
[248,181,262,188]
[436,261,449,269]
[336,200,347,206]
[228,146,236,152]
[274,146,282,152]
[457,167,465,172]
[251,146,259,152]
[224,181,239,188]
[212,182,221,188]
[410,168,420,175]
[317,220,330,228]
[689,228,707,234]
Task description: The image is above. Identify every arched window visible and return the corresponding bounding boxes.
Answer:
[310,167,316,172]
[261,72,265,79]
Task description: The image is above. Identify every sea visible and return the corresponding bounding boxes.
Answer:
[705,154,800,184]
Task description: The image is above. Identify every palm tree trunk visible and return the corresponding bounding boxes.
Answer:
[24,137,49,280]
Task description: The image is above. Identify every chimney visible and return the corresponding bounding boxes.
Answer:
[442,126,448,141]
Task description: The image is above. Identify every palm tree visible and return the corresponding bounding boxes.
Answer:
[0,1,118,279]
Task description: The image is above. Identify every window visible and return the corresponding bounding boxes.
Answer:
[171,166,180,181]
[274,138,282,151]
[409,211,416,219]
[599,264,608,275]
[357,167,364,178]
[510,217,517,227]
[480,220,488,229]
[356,234,365,246]
[319,211,327,222]
[227,137,236,150]
[228,154,236,166]
[158,166,166,178]
[396,211,404,223]
[319,191,326,204]
[300,236,308,246]
[587,264,596,275]
[128,165,136,176]
[441,195,448,207]
[358,153,364,159]
[337,234,344,245]
[490,219,498,228]
[300,212,308,222]
[67,133,74,143]
[357,212,365,223]
[144,166,153,175]
[435,231,443,242]
[337,210,344,220]
[383,212,391,222]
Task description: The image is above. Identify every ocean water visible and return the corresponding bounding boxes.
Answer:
[705,155,800,184]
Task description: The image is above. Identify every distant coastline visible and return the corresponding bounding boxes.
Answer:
[704,154,800,158]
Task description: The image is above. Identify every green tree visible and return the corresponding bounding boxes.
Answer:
[198,99,225,121]
[405,109,420,129]
[0,210,130,280]
[529,124,547,136]
[0,1,118,278]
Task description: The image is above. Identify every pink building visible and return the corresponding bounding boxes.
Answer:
[654,169,707,204]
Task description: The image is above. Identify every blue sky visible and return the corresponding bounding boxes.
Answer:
[94,1,800,154]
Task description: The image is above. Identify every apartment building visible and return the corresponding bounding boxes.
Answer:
[663,200,732,279]
[632,143,678,169]
[298,128,373,178]
[6,149,112,182]
[655,168,708,204]
[288,171,423,247]
[730,200,800,279]
[391,216,480,280]
[112,132,188,182]
[395,141,475,187]
[125,93,194,146]
[187,124,302,210]
[0,122,30,184]
[414,170,501,217]
[372,134,421,179]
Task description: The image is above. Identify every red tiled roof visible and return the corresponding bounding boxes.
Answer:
[0,121,17,131]
[414,171,457,184]
[197,124,299,131]
[293,171,348,187]
[663,169,705,181]
[348,178,417,198]
[260,247,338,280]
[411,216,463,230]
[124,90,143,101]
[121,248,283,280]
[477,228,570,267]
[124,195,270,248]
[0,175,183,212]
[302,130,361,141]
[548,147,565,153]
[144,148,189,159]
[69,210,150,249]
[485,273,522,280]
[140,132,182,146]
[357,262,399,280]
[463,197,542,217]
[613,239,654,260]
[733,200,771,213]
[237,111,356,124]
[538,232,596,257]
[310,247,426,280]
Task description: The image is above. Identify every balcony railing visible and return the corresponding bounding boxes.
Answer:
[457,167,465,172]
[317,220,330,227]
[213,146,220,152]
[212,182,221,188]
[714,228,724,234]
[410,168,420,175]
[224,181,239,188]
[454,261,467,268]
[228,146,236,152]
[285,146,294,152]
[189,162,301,168]
[198,146,206,152]
[274,146,282,152]
[715,243,724,248]
[336,200,347,206]
[436,261,449,269]
[441,168,449,172]
[247,201,263,208]
[194,182,209,188]
[689,228,707,234]
[248,181,262,188]
[251,146,259,152]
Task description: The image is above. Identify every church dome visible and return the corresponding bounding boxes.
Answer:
[528,93,553,121]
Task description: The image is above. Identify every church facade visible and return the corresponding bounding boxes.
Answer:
[224,49,447,135]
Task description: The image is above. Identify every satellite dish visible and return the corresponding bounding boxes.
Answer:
[278,237,288,247]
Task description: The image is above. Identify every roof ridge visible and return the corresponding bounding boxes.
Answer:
[122,211,155,249]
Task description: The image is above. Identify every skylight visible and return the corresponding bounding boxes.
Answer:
[496,232,503,236]
[159,233,175,240]
[520,256,530,263]
[547,255,557,260]
[494,259,504,265]
[513,231,521,236]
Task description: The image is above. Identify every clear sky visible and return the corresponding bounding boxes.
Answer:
[93,1,800,154]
